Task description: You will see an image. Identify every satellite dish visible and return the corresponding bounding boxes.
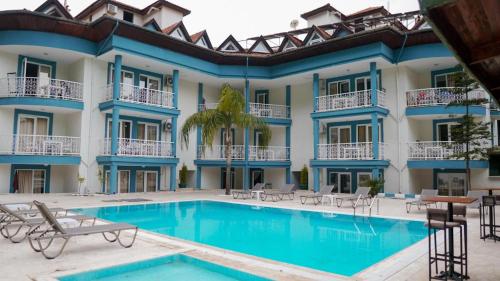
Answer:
[290,19,299,30]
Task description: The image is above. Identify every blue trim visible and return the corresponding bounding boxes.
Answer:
[0,31,97,55]
[259,118,292,126]
[370,62,378,106]
[326,119,384,143]
[431,66,462,88]
[407,160,489,169]
[0,155,80,165]
[104,113,162,139]
[254,90,269,104]
[0,97,83,110]
[371,112,379,159]
[99,100,180,116]
[244,80,250,170]
[394,43,453,63]
[96,156,179,166]
[313,73,319,111]
[196,166,202,189]
[107,62,164,88]
[313,167,319,192]
[172,70,179,108]
[313,119,319,159]
[311,106,389,119]
[101,165,161,193]
[285,85,291,107]
[13,109,53,135]
[17,55,57,79]
[109,164,118,194]
[195,159,290,168]
[406,105,486,116]
[171,116,177,157]
[10,164,51,193]
[325,70,382,93]
[170,165,176,191]
[310,159,390,168]
[197,83,203,148]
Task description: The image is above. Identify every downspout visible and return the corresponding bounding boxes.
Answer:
[96,20,119,57]
[395,32,408,194]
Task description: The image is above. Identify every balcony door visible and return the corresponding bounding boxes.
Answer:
[221,168,235,190]
[328,172,352,194]
[13,169,45,194]
[107,120,132,139]
[329,126,351,144]
[17,115,49,154]
[355,77,372,91]
[136,170,158,192]
[24,61,52,96]
[437,172,466,196]
[436,123,460,142]
[255,92,268,104]
[357,124,381,142]
[139,75,160,90]
[104,170,130,194]
[328,80,350,95]
[137,123,158,141]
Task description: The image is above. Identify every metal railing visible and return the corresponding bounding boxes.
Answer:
[249,146,290,161]
[101,138,174,158]
[315,90,386,112]
[249,103,290,119]
[317,142,386,160]
[406,88,487,107]
[198,103,219,111]
[105,83,174,108]
[407,141,481,160]
[0,77,83,101]
[197,145,245,160]
[0,134,80,155]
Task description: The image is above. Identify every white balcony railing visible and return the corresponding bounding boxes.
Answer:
[101,138,174,158]
[0,135,80,156]
[249,103,290,119]
[249,146,290,161]
[407,141,488,160]
[198,103,219,111]
[197,145,245,160]
[315,90,386,112]
[105,83,174,108]
[317,142,387,160]
[406,88,487,107]
[0,77,83,102]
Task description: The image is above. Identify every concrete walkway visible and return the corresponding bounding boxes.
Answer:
[0,190,499,281]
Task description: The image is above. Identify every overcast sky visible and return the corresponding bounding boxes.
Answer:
[6,0,420,45]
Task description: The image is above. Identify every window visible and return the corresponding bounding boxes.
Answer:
[357,124,381,142]
[328,80,350,95]
[255,131,264,147]
[222,42,238,52]
[110,69,134,85]
[136,171,158,192]
[283,40,296,51]
[139,75,160,90]
[14,169,46,194]
[490,155,500,177]
[329,127,351,144]
[355,77,371,91]
[123,11,134,23]
[435,72,458,88]
[307,32,324,46]
[107,120,132,139]
[436,123,460,142]
[255,92,268,104]
[328,172,352,193]
[196,37,208,48]
[18,116,49,136]
[357,173,372,188]
[495,120,500,146]
[137,123,158,141]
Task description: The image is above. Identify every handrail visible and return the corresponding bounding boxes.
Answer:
[0,77,83,101]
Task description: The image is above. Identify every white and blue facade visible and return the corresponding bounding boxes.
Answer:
[0,0,498,195]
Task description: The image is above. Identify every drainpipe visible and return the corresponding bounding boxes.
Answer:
[395,33,408,194]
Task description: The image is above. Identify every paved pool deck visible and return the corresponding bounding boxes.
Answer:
[1,189,499,281]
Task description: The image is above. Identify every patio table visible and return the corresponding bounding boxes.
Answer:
[425,196,476,280]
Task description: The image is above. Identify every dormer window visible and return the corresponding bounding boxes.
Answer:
[307,32,324,46]
[283,41,296,51]
[172,28,186,41]
[223,42,237,52]
[123,11,134,23]
[196,37,208,48]
[46,7,62,17]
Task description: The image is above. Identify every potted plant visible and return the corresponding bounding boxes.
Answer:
[299,165,308,190]
[178,164,188,188]
[77,174,86,195]
[367,178,385,198]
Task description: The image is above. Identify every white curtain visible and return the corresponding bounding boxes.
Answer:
[17,170,32,194]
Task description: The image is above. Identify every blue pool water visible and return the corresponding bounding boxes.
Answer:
[74,200,427,276]
[59,254,269,281]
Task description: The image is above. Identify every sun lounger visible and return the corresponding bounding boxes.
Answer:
[0,204,95,243]
[231,183,264,200]
[300,185,335,205]
[261,184,295,202]
[27,201,138,259]
[405,189,438,213]
[0,202,66,224]
[336,187,371,208]
[465,190,487,209]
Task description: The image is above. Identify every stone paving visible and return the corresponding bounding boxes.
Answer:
[1,190,499,281]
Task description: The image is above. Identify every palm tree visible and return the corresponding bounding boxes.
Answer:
[181,84,271,195]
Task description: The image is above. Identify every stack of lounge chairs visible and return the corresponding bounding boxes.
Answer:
[0,201,138,259]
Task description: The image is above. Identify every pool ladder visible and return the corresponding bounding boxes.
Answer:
[353,196,379,216]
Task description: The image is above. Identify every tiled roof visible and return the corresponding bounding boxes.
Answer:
[217,35,244,52]
[300,3,345,20]
[190,30,213,49]
[248,36,274,54]
[162,21,192,42]
[347,6,390,18]
[35,0,73,19]
[76,0,190,20]
[303,25,331,45]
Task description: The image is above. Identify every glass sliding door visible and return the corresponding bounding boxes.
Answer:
[136,171,158,192]
[437,173,466,196]
[119,170,130,193]
[14,169,45,194]
[328,172,352,194]
[329,127,351,144]
[17,115,49,154]
[24,61,52,96]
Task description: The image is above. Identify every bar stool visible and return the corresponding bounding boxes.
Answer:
[453,205,468,278]
[480,196,497,242]
[426,208,464,280]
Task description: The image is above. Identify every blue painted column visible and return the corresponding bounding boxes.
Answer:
[243,79,250,190]
[285,85,291,184]
[196,166,202,190]
[313,73,319,111]
[370,62,378,106]
[196,83,203,190]
[313,167,320,192]
[170,165,176,191]
[172,70,179,108]
[313,119,319,159]
[371,112,379,159]
[109,55,122,195]
[171,116,178,157]
[372,168,380,180]
[285,85,291,117]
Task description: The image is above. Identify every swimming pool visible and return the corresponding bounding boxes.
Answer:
[58,254,270,281]
[74,200,427,276]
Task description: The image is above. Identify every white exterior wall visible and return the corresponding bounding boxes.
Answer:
[306,12,342,27]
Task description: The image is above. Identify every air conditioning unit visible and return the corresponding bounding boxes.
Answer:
[107,4,118,15]
[162,121,172,132]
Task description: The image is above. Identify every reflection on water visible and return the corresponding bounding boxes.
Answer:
[74,200,427,276]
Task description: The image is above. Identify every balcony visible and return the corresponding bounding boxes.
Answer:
[315,90,386,113]
[408,141,470,160]
[197,145,245,160]
[104,83,174,109]
[100,138,174,158]
[317,142,387,160]
[406,88,487,107]
[0,134,80,157]
[0,77,83,109]
[249,146,290,161]
[249,103,290,119]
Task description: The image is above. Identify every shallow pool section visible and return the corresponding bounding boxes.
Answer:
[58,254,269,281]
[74,200,427,276]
